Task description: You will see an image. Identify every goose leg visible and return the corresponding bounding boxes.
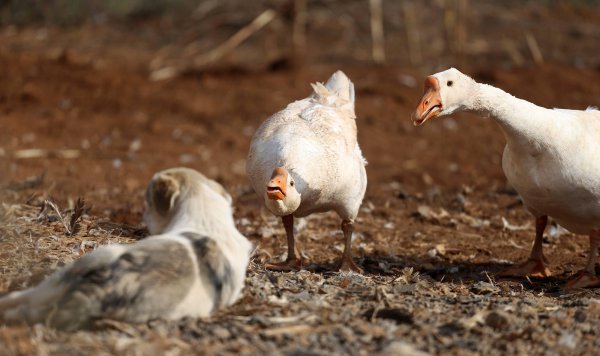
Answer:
[338,219,362,273]
[565,230,600,289]
[499,215,551,278]
[266,214,302,271]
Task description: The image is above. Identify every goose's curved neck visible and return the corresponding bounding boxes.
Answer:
[471,83,551,147]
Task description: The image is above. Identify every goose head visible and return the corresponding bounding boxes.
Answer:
[144,167,234,235]
[264,167,301,216]
[412,68,476,126]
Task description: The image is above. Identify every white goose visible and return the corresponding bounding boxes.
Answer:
[413,68,600,288]
[246,71,367,272]
[0,167,253,330]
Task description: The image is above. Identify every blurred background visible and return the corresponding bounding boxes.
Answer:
[1,0,599,73]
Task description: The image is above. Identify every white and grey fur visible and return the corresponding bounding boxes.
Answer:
[0,167,252,330]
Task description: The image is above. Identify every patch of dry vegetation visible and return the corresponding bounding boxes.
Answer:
[1,196,600,355]
[0,197,138,292]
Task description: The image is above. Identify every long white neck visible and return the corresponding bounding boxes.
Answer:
[469,83,554,149]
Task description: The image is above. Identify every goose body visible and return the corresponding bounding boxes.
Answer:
[500,107,600,234]
[246,71,367,271]
[0,168,252,330]
[413,68,600,287]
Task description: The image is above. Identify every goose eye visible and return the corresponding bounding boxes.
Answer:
[447,80,453,87]
[290,181,294,187]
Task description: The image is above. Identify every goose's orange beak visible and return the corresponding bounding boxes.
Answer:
[413,76,443,126]
[266,167,287,201]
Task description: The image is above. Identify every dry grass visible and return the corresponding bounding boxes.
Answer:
[1,193,600,355]
[0,198,137,292]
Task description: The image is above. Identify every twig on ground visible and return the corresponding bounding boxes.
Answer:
[502,217,531,231]
[369,0,385,64]
[151,9,277,81]
[502,39,525,66]
[525,32,544,64]
[13,149,80,160]
[38,198,89,236]
[42,199,70,233]
[293,0,307,60]
[403,3,421,66]
[68,198,89,237]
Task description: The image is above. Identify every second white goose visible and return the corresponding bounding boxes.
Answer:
[246,71,367,272]
[413,68,600,288]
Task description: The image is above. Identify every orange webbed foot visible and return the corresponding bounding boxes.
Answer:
[338,256,363,273]
[564,271,600,289]
[265,258,302,272]
[498,258,551,278]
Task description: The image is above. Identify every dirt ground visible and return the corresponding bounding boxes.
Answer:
[2,2,600,355]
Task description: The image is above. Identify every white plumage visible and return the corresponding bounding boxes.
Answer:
[413,68,600,288]
[246,70,367,272]
[0,167,252,330]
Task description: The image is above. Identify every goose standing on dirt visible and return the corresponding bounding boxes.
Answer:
[247,71,367,272]
[0,167,253,330]
[413,68,600,288]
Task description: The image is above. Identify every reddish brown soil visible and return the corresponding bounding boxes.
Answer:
[1,4,600,353]
[2,42,600,273]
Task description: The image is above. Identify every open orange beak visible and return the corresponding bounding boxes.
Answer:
[413,76,443,126]
[266,167,287,201]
